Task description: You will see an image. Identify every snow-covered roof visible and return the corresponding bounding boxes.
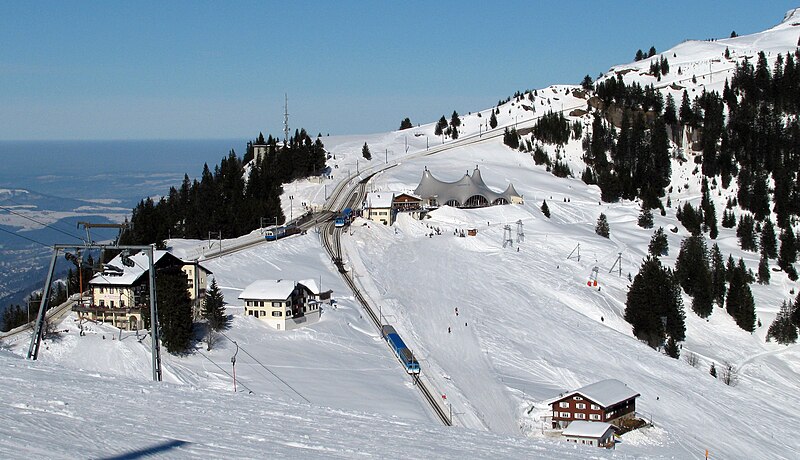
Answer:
[563,379,640,408]
[89,250,173,286]
[413,166,521,207]
[364,192,394,209]
[238,279,298,301]
[297,278,319,294]
[562,421,615,438]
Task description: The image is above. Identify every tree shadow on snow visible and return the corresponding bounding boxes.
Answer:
[100,439,191,459]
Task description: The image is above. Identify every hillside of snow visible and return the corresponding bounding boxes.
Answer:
[3,8,800,459]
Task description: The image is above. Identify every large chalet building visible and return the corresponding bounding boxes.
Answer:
[550,379,640,429]
[75,250,211,331]
[239,279,324,331]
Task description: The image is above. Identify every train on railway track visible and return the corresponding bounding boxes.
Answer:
[381,325,420,374]
[264,224,301,241]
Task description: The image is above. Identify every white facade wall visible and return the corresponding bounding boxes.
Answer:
[92,286,134,309]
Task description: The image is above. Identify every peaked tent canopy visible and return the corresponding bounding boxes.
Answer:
[413,166,522,208]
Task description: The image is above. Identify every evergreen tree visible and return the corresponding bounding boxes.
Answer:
[663,94,678,126]
[726,260,756,332]
[489,111,498,129]
[540,200,550,218]
[679,90,693,126]
[624,256,686,348]
[757,254,771,285]
[664,337,680,359]
[675,235,713,318]
[435,115,447,136]
[778,227,798,279]
[709,244,727,307]
[202,278,228,331]
[581,74,593,91]
[736,214,758,251]
[399,117,413,130]
[721,209,736,228]
[767,301,798,344]
[710,362,717,377]
[450,110,461,128]
[648,46,657,57]
[156,266,194,354]
[638,207,654,229]
[649,227,669,257]
[362,142,372,160]
[760,219,778,259]
[595,213,610,238]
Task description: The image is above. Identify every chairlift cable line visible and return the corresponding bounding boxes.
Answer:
[0,204,85,242]
[218,330,310,403]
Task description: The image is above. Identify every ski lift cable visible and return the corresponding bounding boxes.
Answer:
[219,330,310,403]
[0,204,84,242]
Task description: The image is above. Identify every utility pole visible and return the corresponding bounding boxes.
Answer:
[283,93,289,145]
[27,243,162,382]
[231,340,239,392]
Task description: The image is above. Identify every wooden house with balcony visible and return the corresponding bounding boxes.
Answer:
[550,379,639,429]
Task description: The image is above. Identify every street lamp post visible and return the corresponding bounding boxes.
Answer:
[289,195,294,221]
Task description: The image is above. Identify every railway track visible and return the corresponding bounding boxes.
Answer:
[321,207,451,426]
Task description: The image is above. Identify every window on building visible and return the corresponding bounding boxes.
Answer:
[575,413,586,419]
[590,414,600,420]
[573,396,583,400]
[559,402,569,408]
[109,288,114,294]
[120,300,125,308]
[99,300,105,307]
[591,404,600,410]
[272,311,282,317]
[110,301,115,308]
[559,412,570,418]
[99,287,104,293]
[272,301,281,307]
[576,403,586,409]
[248,310,253,316]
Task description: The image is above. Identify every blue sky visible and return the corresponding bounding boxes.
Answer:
[1,1,797,140]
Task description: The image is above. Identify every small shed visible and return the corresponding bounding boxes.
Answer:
[561,421,616,448]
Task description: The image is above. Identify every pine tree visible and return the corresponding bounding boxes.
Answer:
[399,117,413,130]
[595,213,610,238]
[638,207,654,229]
[721,209,736,228]
[156,266,194,354]
[202,278,228,331]
[664,337,680,359]
[664,94,678,126]
[778,228,798,280]
[736,214,758,251]
[624,256,686,348]
[541,200,550,218]
[760,219,778,259]
[362,142,372,161]
[648,227,669,257]
[767,301,798,344]
[450,110,461,128]
[710,362,717,377]
[726,261,756,332]
[710,244,727,306]
[757,254,770,285]
[489,111,498,129]
[675,235,713,318]
[581,74,593,91]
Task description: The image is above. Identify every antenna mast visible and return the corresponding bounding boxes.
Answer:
[284,93,289,145]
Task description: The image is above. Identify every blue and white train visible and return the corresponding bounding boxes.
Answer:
[381,325,420,374]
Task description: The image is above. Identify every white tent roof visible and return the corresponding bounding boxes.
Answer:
[413,166,521,207]
[562,421,614,438]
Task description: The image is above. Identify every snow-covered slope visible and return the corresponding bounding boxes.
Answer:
[3,8,800,459]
